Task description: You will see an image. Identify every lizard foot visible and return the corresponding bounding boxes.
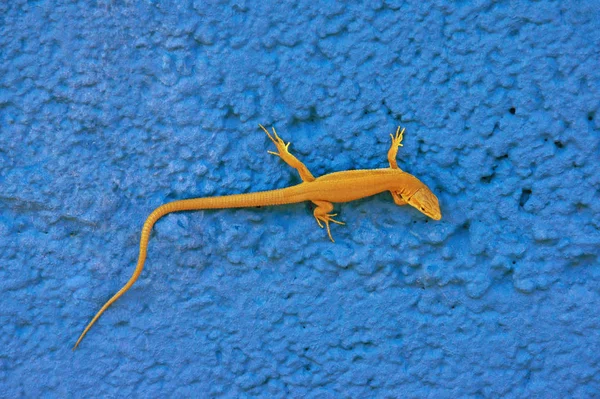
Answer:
[314,212,345,242]
[259,124,290,159]
[312,200,343,242]
[390,126,405,149]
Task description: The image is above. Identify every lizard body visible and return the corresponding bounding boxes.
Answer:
[73,126,441,350]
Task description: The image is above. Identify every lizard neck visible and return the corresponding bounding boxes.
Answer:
[395,171,426,198]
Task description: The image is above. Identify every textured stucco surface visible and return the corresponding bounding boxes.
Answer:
[2,1,600,397]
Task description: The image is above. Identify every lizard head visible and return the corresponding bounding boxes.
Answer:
[402,187,442,220]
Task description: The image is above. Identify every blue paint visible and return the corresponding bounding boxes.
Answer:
[2,0,599,397]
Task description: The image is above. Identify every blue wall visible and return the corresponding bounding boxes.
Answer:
[2,1,599,397]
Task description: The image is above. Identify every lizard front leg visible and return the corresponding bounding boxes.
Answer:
[312,200,345,242]
[260,124,316,182]
[390,191,407,206]
[388,127,408,205]
[387,126,405,170]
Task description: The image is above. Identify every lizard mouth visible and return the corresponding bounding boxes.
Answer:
[429,210,442,220]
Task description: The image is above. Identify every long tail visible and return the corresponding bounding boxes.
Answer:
[73,187,306,350]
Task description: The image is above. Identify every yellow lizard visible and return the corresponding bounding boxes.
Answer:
[73,125,441,350]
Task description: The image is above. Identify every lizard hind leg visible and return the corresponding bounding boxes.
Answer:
[259,124,316,182]
[312,200,345,242]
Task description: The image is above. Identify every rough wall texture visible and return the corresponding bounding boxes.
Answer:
[1,0,599,397]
